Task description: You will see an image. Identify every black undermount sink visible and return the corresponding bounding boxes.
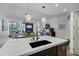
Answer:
[29,40,51,48]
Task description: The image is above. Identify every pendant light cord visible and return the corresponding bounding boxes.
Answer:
[27,0,30,14]
[42,0,45,17]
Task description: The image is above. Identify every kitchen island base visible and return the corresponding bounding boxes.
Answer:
[29,42,69,56]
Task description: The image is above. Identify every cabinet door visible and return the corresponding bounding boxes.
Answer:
[30,47,57,56]
[73,11,79,55]
[57,44,67,56]
[47,47,57,56]
[30,49,48,56]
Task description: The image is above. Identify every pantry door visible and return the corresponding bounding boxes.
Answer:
[73,10,79,55]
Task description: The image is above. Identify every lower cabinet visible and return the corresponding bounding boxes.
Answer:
[57,43,67,56]
[30,47,57,56]
[30,42,68,56]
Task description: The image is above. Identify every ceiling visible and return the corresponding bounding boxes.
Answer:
[0,3,79,20]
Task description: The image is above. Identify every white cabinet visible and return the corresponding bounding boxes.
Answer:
[73,10,79,55]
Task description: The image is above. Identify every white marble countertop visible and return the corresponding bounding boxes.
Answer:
[0,36,68,56]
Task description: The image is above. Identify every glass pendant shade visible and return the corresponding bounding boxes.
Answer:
[42,17,46,23]
[25,14,31,22]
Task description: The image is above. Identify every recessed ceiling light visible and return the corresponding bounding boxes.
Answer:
[64,8,67,11]
[55,4,59,7]
[42,6,45,8]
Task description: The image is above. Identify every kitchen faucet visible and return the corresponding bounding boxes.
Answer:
[36,27,39,41]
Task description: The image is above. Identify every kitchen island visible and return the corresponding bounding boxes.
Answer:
[0,36,69,56]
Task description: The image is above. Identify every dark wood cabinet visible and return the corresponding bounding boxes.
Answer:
[30,49,48,56]
[30,42,68,56]
[57,43,67,56]
[30,47,57,56]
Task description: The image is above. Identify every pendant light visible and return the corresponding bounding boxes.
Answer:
[25,2,32,22]
[25,13,31,22]
[41,4,47,24]
[41,5,47,28]
[42,16,46,23]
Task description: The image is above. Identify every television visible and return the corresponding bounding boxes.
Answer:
[26,25,32,29]
[25,23,33,32]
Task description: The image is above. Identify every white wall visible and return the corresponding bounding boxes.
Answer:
[47,14,70,39]
[0,15,9,47]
